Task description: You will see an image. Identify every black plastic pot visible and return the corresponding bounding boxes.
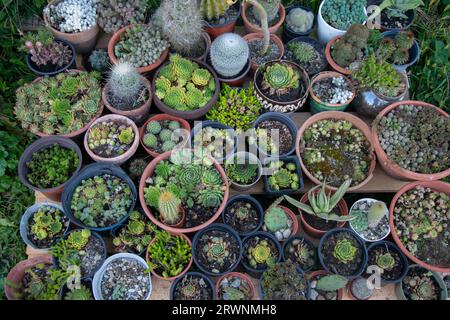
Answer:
[263,155,304,196]
[369,0,415,31]
[26,39,76,76]
[282,236,317,273]
[282,5,316,43]
[192,223,243,277]
[284,37,327,77]
[169,272,216,300]
[59,278,93,300]
[222,195,264,237]
[61,163,137,233]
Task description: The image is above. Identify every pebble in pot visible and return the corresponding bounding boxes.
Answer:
[262,197,297,241]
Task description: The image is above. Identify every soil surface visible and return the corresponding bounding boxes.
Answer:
[380,10,413,29]
[368,245,405,282]
[283,237,316,271]
[172,274,214,300]
[256,120,293,156]
[184,205,216,229]
[224,201,260,235]
[248,39,281,66]
[78,235,105,277]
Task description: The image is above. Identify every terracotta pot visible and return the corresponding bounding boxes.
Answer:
[206,49,251,86]
[152,60,220,120]
[215,272,257,300]
[84,114,139,165]
[241,2,286,34]
[264,205,299,242]
[197,32,212,62]
[139,114,191,158]
[243,33,285,73]
[372,100,450,181]
[325,36,351,75]
[102,76,152,125]
[146,233,193,282]
[43,0,99,54]
[204,1,242,39]
[296,111,377,192]
[299,190,349,238]
[4,255,53,300]
[108,24,169,74]
[307,270,344,300]
[139,150,230,234]
[389,181,450,273]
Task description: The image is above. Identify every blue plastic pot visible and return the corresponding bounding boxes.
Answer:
[169,272,216,300]
[381,30,420,72]
[367,240,409,285]
[222,195,264,237]
[282,5,317,43]
[192,223,243,276]
[61,163,137,233]
[26,39,76,76]
[318,228,368,280]
[263,155,304,196]
[282,236,317,273]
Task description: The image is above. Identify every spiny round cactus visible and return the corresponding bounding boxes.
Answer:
[395,31,415,50]
[107,62,145,110]
[168,121,181,131]
[285,7,314,33]
[392,48,410,65]
[333,239,357,264]
[377,38,396,60]
[159,129,173,142]
[158,191,181,225]
[88,49,110,72]
[162,140,176,152]
[147,121,162,134]
[287,41,316,64]
[210,33,250,78]
[143,133,158,149]
[200,0,237,20]
[264,207,288,232]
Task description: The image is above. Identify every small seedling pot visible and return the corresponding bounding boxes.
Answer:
[263,205,299,242]
[222,195,264,237]
[283,236,317,273]
[243,33,285,73]
[282,5,316,43]
[169,272,216,300]
[204,1,242,40]
[263,155,304,197]
[349,198,390,242]
[285,37,327,77]
[225,151,263,192]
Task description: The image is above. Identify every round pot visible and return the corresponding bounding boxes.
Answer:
[215,271,257,300]
[242,2,286,34]
[152,59,220,120]
[367,240,409,285]
[369,0,415,32]
[349,198,390,242]
[102,76,152,124]
[61,163,137,233]
[254,60,310,113]
[108,24,169,74]
[318,228,368,279]
[4,255,53,300]
[282,5,316,42]
[317,1,367,45]
[309,71,356,113]
[283,236,317,273]
[284,37,327,77]
[395,264,448,300]
[92,253,152,300]
[60,278,93,300]
[325,36,351,75]
[347,276,373,300]
[371,101,450,181]
[389,181,450,273]
[299,190,349,238]
[196,32,212,62]
[296,111,377,192]
[243,33,285,73]
[381,31,420,72]
[222,195,264,237]
[204,1,242,39]
[18,136,83,202]
[307,269,344,300]
[43,0,99,54]
[192,223,243,276]
[146,233,193,282]
[139,150,230,234]
[139,114,191,158]
[263,155,304,196]
[20,202,69,250]
[224,151,263,191]
[169,272,216,300]
[263,205,299,242]
[25,39,76,76]
[206,50,251,86]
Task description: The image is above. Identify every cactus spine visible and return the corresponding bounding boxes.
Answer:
[107,62,145,108]
[201,0,237,20]
[158,191,182,225]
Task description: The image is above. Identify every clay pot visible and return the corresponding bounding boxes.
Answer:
[139,150,230,234]
[243,33,285,73]
[241,2,286,34]
[372,100,450,181]
[102,76,152,125]
[139,114,191,158]
[84,114,139,165]
[108,24,169,74]
[389,181,450,273]
[325,36,351,75]
[307,270,344,300]
[197,32,213,62]
[146,233,193,282]
[4,255,53,300]
[204,1,242,39]
[296,111,377,192]
[215,272,257,300]
[43,0,99,54]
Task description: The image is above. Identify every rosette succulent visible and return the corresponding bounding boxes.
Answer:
[113,211,157,253]
[333,239,357,264]
[87,120,135,158]
[261,62,300,96]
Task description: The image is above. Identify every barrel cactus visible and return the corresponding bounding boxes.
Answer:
[158,191,182,225]
[210,33,250,78]
[200,0,237,20]
[107,62,145,109]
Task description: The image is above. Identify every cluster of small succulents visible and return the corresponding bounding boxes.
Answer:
[19,264,68,300]
[225,155,259,185]
[198,230,238,274]
[331,24,370,69]
[88,49,110,72]
[44,0,97,33]
[97,0,147,34]
[218,275,253,300]
[28,205,68,247]
[376,31,416,65]
[402,267,440,300]
[377,104,449,174]
[267,160,300,191]
[87,120,135,158]
[143,119,183,153]
[285,7,314,33]
[245,235,278,269]
[71,174,133,228]
[393,186,449,266]
[321,0,367,30]
[192,126,235,160]
[26,144,79,189]
[262,199,294,240]
[261,62,300,96]
[313,76,353,104]
[15,71,101,135]
[301,119,372,187]
[155,54,216,111]
[210,33,250,78]
[350,200,390,241]
[114,25,168,68]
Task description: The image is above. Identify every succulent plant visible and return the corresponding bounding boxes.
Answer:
[375,31,415,65]
[367,201,388,229]
[127,158,149,181]
[333,239,357,264]
[403,267,440,300]
[284,238,315,268]
[285,7,314,33]
[267,160,300,191]
[158,191,182,225]
[225,155,259,185]
[192,126,235,160]
[28,206,67,246]
[367,0,424,21]
[252,0,281,22]
[376,252,396,271]
[67,229,91,250]
[97,0,147,34]
[261,62,300,96]
[143,119,184,153]
[43,0,97,33]
[64,285,93,300]
[88,49,110,72]
[113,211,157,253]
[200,0,237,20]
[321,0,367,30]
[219,276,252,300]
[202,236,230,268]
[87,120,135,158]
[331,24,370,68]
[315,274,348,292]
[210,33,250,78]
[286,41,316,64]
[264,206,288,232]
[249,239,275,268]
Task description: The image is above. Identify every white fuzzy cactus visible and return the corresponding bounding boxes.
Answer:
[107,62,145,110]
[210,33,250,78]
[44,0,97,33]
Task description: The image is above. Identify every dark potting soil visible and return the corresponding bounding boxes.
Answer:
[256,69,304,103]
[302,206,339,231]
[184,205,216,229]
[206,5,239,25]
[195,229,240,274]
[224,201,260,234]
[27,213,69,248]
[248,39,281,66]
[380,10,413,29]
[78,235,105,277]
[257,120,293,155]
[321,231,364,277]
[309,274,339,300]
[243,235,280,270]
[368,246,404,282]
[245,6,280,27]
[106,84,149,111]
[173,274,214,300]
[283,238,316,271]
[284,42,327,75]
[402,267,441,300]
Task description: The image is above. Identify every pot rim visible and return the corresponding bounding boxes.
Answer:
[241,2,286,33]
[309,71,356,107]
[318,1,368,33]
[215,271,257,300]
[224,151,263,189]
[169,271,216,300]
[222,194,264,237]
[203,0,242,28]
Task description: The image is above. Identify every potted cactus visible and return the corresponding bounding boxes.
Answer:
[262,197,299,242]
[170,272,216,300]
[284,37,327,77]
[282,5,316,42]
[379,30,420,71]
[222,195,264,237]
[242,0,286,34]
[201,0,242,39]
[84,49,110,81]
[97,0,147,34]
[216,272,256,300]
[307,271,347,300]
[349,199,391,242]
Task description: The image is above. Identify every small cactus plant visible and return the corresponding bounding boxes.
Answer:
[200,0,237,20]
[210,33,250,78]
[367,201,388,229]
[158,191,182,225]
[88,49,110,72]
[285,7,314,33]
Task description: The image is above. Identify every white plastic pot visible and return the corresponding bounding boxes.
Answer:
[92,253,152,300]
[349,198,390,242]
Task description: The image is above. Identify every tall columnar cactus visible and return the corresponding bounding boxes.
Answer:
[210,33,250,78]
[252,0,280,22]
[200,0,237,20]
[107,62,144,107]
[158,191,182,225]
[247,0,270,54]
